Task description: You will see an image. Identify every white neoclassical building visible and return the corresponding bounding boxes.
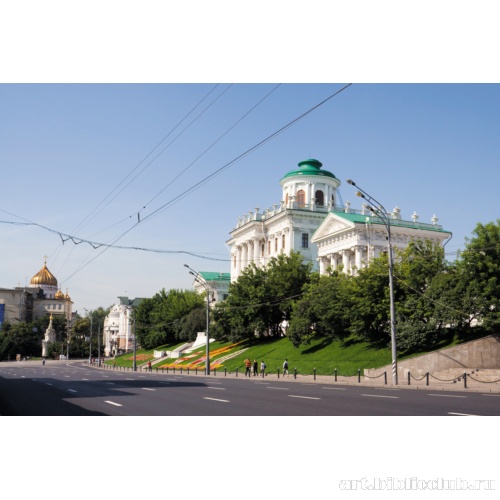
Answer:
[312,208,452,275]
[103,296,143,357]
[227,159,340,281]
[227,158,452,280]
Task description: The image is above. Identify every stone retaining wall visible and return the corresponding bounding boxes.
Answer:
[365,334,500,379]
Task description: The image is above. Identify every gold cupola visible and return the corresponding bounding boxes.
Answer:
[30,260,58,287]
[55,289,65,299]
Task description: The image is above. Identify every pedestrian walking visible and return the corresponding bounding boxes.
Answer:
[260,360,266,377]
[244,358,252,377]
[253,359,258,376]
[283,358,289,377]
[148,360,152,372]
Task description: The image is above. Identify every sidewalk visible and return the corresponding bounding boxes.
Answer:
[96,363,500,394]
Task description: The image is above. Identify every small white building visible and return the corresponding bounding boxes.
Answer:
[103,296,143,357]
[191,272,231,306]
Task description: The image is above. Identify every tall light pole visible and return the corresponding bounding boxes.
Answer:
[84,308,93,365]
[184,264,211,375]
[347,179,398,385]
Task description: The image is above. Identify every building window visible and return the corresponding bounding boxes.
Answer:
[296,189,305,208]
[282,234,285,250]
[275,238,278,252]
[315,190,325,206]
[268,241,271,254]
[261,243,265,257]
[302,233,309,248]
[233,255,236,268]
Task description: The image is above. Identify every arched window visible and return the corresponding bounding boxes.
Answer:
[315,190,325,206]
[296,189,305,208]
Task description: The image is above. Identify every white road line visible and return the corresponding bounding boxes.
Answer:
[428,394,467,398]
[203,397,229,403]
[361,394,399,399]
[207,387,226,390]
[105,401,123,407]
[322,387,346,391]
[105,382,115,385]
[142,388,156,391]
[82,378,89,381]
[448,412,480,416]
[266,387,289,390]
[46,383,53,386]
[125,378,135,380]
[482,394,500,397]
[68,389,77,393]
[289,395,321,400]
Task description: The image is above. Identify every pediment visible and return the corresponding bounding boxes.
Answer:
[312,213,354,242]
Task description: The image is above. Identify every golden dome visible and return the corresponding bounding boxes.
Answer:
[65,289,71,301]
[30,261,58,287]
[55,289,65,299]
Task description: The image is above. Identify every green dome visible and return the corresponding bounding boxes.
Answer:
[281,159,337,181]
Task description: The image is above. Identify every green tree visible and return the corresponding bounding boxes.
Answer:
[135,289,205,349]
[457,220,500,331]
[288,271,352,346]
[213,251,313,341]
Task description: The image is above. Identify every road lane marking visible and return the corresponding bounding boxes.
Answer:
[203,397,229,403]
[46,383,53,386]
[207,387,226,390]
[82,378,89,381]
[361,394,399,399]
[428,394,467,398]
[125,378,135,380]
[105,382,115,385]
[105,401,123,407]
[289,395,321,400]
[482,394,500,397]
[266,387,289,390]
[68,389,77,393]
[142,388,156,391]
[322,387,346,391]
[448,412,480,416]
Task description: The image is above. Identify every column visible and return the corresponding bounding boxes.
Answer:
[354,246,363,273]
[340,249,351,274]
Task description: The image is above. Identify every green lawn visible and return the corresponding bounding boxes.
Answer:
[106,331,485,376]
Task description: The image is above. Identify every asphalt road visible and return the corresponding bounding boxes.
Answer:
[1,360,500,416]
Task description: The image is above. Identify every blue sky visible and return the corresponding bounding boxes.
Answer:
[1,83,500,312]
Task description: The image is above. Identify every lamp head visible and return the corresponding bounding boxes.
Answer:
[356,191,365,198]
[346,179,355,186]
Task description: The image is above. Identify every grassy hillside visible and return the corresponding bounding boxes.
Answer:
[107,337,393,376]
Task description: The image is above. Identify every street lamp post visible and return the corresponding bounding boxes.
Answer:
[84,308,93,365]
[347,179,398,385]
[184,264,211,375]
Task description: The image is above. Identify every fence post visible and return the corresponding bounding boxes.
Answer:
[358,369,361,383]
[277,368,280,379]
[214,367,216,376]
[173,367,175,374]
[236,367,238,377]
[224,367,227,377]
[187,367,190,375]
[463,371,467,389]
[180,367,183,375]
[384,371,387,385]
[314,368,316,381]
[408,371,411,386]
[335,368,337,382]
[426,371,429,386]
[294,368,297,379]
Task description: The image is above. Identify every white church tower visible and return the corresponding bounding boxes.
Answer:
[227,159,341,281]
